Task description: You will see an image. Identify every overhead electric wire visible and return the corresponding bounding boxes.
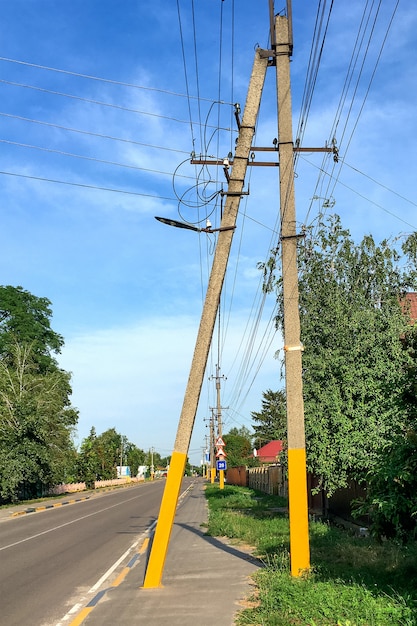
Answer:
[0,138,196,180]
[300,0,401,235]
[0,169,176,200]
[0,55,233,104]
[300,155,417,230]
[176,0,196,148]
[0,78,236,132]
[0,111,191,154]
[324,0,400,204]
[343,160,417,210]
[295,0,334,154]
[191,0,204,152]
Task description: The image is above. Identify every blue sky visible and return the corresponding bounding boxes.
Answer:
[1,1,416,465]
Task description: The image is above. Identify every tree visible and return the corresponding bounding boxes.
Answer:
[0,287,76,501]
[355,323,417,541]
[0,286,64,373]
[77,427,121,482]
[125,442,146,477]
[0,341,78,501]
[251,389,287,447]
[77,427,100,487]
[76,428,147,482]
[223,427,253,467]
[264,215,415,495]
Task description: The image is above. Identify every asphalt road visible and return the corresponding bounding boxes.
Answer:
[0,480,174,626]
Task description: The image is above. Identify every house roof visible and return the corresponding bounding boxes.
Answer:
[255,440,284,463]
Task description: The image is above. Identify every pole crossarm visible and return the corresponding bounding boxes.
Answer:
[190,144,335,168]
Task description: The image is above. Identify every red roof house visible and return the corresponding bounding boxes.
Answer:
[254,440,284,464]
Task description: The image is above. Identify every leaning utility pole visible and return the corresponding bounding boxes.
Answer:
[275,11,310,576]
[143,48,269,589]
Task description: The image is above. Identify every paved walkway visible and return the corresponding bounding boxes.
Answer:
[77,480,261,625]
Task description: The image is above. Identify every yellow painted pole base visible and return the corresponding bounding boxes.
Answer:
[142,450,186,588]
[219,469,224,490]
[287,447,310,577]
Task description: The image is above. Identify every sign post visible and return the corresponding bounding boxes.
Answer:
[215,438,227,489]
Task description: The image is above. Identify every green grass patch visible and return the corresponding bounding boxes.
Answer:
[204,484,417,626]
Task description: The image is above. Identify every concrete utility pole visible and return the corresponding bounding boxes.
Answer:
[212,363,225,438]
[275,12,310,576]
[143,48,269,589]
[209,409,216,483]
[212,364,227,488]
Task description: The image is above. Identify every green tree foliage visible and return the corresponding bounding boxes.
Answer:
[76,428,146,483]
[125,442,146,476]
[266,215,416,495]
[0,287,77,501]
[0,341,78,501]
[251,389,287,447]
[356,324,417,541]
[223,427,254,467]
[0,286,64,373]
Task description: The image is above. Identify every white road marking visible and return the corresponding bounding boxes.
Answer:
[0,491,151,552]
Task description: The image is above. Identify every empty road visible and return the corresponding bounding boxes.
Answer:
[0,479,179,625]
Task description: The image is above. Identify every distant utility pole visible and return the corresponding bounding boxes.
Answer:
[143,48,269,589]
[209,409,216,483]
[210,363,226,438]
[275,10,310,576]
[210,363,227,488]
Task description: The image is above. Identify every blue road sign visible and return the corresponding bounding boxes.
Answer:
[216,460,227,471]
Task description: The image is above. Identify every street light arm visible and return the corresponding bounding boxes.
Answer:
[155,216,236,234]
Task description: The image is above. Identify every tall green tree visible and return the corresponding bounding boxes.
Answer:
[76,428,146,482]
[251,389,286,447]
[264,215,415,495]
[125,443,146,476]
[0,286,64,373]
[76,427,100,486]
[0,341,78,500]
[223,427,254,467]
[356,323,417,540]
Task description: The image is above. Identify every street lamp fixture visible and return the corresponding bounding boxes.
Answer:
[155,216,236,234]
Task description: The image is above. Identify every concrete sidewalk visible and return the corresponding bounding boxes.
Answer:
[79,479,261,625]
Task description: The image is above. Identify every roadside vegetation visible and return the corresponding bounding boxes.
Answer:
[0,285,175,503]
[205,484,417,626]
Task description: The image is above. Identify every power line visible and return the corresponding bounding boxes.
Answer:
[301,155,417,230]
[343,160,417,209]
[0,78,236,132]
[0,111,190,154]
[0,138,196,180]
[0,169,176,200]
[0,55,233,104]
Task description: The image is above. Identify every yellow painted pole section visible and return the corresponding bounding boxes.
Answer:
[219,469,224,490]
[210,467,215,484]
[142,450,186,588]
[287,448,310,576]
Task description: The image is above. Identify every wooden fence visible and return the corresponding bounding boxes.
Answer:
[227,465,288,497]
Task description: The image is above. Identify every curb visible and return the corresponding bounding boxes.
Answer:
[11,495,91,518]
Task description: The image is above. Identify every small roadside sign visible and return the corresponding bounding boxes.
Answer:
[216,460,227,471]
[215,447,227,457]
[215,436,226,448]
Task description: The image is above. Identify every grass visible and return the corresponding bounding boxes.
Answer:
[204,484,417,626]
